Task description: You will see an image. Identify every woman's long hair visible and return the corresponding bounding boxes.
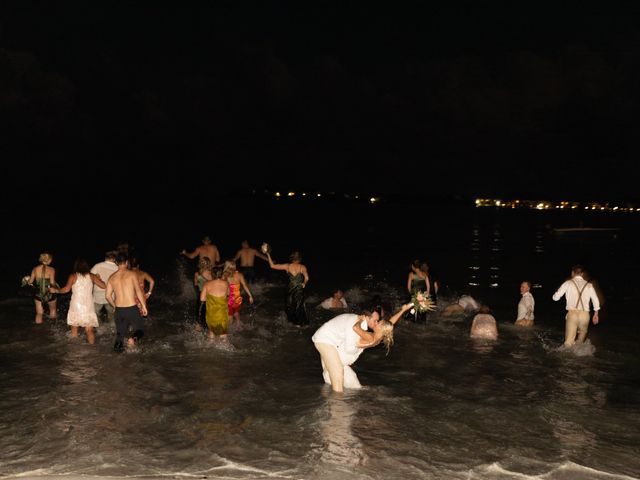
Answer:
[378,320,394,355]
[73,258,91,276]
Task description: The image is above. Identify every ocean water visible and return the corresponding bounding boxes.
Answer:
[1,196,639,480]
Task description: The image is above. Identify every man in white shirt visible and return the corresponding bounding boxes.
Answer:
[91,251,119,324]
[318,289,348,310]
[515,280,535,327]
[552,265,600,346]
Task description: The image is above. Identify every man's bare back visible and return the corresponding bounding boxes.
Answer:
[182,242,220,264]
[235,247,264,267]
[107,268,147,316]
[234,241,267,267]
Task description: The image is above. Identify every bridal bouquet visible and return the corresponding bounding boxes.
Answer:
[20,275,32,288]
[261,242,272,255]
[410,291,435,314]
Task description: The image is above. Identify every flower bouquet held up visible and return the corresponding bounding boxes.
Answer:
[410,291,436,315]
[261,243,272,255]
[20,275,32,288]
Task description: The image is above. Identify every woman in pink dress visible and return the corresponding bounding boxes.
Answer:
[51,259,106,344]
[222,260,253,326]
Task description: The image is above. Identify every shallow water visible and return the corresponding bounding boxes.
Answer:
[1,200,639,479]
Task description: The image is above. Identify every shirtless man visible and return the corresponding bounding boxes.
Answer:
[233,240,267,283]
[181,236,221,265]
[106,253,148,352]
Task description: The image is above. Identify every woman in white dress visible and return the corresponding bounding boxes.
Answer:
[50,259,106,344]
[311,302,413,392]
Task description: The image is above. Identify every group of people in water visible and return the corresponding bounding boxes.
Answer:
[180,237,310,340]
[25,245,154,352]
[23,236,602,393]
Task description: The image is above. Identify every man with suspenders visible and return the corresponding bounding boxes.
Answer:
[552,265,601,346]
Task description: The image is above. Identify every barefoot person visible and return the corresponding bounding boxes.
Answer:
[105,253,148,352]
[200,267,230,340]
[552,265,600,347]
[181,236,221,265]
[233,240,267,284]
[50,259,106,344]
[515,280,535,327]
[26,252,59,323]
[311,303,413,392]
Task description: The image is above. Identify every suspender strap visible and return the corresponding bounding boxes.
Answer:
[571,279,589,310]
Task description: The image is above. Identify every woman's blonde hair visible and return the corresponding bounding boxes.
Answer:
[198,257,213,274]
[39,252,52,266]
[222,260,236,277]
[378,319,395,355]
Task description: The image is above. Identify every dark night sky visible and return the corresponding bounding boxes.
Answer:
[2,2,640,211]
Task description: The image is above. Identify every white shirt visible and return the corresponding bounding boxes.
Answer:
[458,295,479,311]
[517,292,535,320]
[319,297,348,310]
[90,260,118,304]
[552,275,600,312]
[312,313,367,365]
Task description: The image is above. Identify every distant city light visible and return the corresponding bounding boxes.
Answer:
[474,198,637,213]
[370,197,379,204]
[274,192,281,197]
[287,192,295,197]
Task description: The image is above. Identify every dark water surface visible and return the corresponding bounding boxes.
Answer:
[1,197,639,479]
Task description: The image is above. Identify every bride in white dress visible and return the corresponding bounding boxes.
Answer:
[50,259,106,344]
[311,303,413,392]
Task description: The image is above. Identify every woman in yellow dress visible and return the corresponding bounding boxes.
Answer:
[200,268,230,339]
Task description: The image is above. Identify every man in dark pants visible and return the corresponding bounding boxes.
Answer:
[106,253,148,352]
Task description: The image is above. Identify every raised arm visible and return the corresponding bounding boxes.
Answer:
[182,247,199,259]
[253,249,268,261]
[389,303,413,325]
[266,252,289,271]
